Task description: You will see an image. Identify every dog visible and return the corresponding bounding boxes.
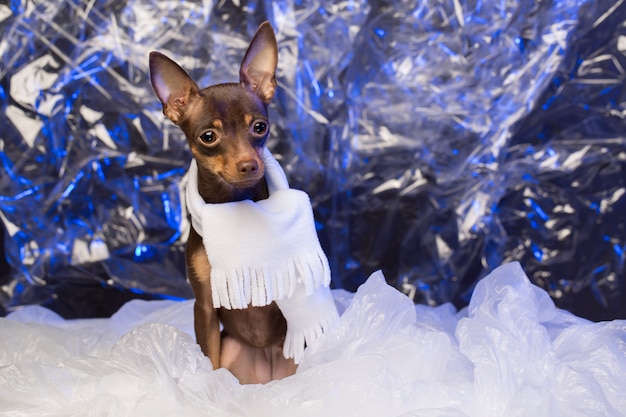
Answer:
[149,22,298,384]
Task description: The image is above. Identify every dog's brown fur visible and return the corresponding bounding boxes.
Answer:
[149,22,296,384]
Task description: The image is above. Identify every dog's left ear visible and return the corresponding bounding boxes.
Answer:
[240,21,278,103]
[149,51,200,125]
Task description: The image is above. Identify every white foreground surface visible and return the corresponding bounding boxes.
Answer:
[1,262,625,417]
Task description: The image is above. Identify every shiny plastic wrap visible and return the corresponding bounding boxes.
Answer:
[1,265,625,415]
[1,0,625,318]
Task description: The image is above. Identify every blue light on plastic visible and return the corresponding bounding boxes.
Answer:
[592,264,607,275]
[528,198,549,221]
[613,244,623,257]
[128,286,186,301]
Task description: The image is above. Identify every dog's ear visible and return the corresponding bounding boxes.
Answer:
[240,21,278,103]
[149,52,200,124]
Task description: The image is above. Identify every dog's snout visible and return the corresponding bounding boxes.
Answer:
[237,160,259,177]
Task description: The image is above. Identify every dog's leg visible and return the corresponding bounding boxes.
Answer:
[220,335,297,384]
[220,334,270,384]
[266,345,298,380]
[186,228,221,369]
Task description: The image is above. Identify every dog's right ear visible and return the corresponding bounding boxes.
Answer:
[240,21,278,103]
[149,52,200,125]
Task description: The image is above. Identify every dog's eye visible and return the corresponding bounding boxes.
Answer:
[252,121,268,135]
[199,131,216,144]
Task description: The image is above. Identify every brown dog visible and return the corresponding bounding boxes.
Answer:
[149,22,297,384]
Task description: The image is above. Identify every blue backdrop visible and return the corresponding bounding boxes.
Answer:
[1,0,625,320]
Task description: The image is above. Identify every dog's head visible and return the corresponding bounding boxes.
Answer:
[149,22,278,196]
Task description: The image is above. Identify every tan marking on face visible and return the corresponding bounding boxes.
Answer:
[181,94,204,125]
[244,114,253,126]
[212,119,223,130]
[203,154,228,178]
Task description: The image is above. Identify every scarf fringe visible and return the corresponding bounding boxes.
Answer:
[211,248,331,309]
[282,307,338,363]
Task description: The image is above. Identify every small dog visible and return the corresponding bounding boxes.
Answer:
[149,22,297,383]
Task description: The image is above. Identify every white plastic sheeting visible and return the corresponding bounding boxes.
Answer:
[1,262,624,416]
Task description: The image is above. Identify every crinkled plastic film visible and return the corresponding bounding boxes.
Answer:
[1,264,625,415]
[1,0,625,318]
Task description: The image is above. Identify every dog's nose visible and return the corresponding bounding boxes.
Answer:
[237,160,259,177]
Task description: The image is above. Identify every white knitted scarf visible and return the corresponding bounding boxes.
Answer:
[186,148,339,363]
